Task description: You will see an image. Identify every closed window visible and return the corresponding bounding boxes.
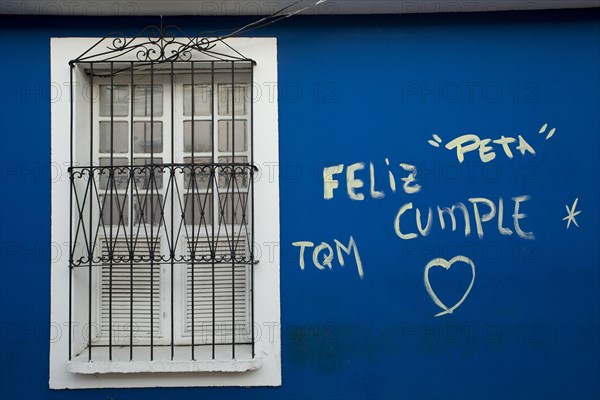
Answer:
[50,36,280,389]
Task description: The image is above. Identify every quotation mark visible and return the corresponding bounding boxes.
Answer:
[539,123,556,140]
[428,134,443,148]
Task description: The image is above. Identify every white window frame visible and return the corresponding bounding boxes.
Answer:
[50,37,281,389]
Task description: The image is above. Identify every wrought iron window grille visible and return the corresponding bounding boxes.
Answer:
[67,21,259,365]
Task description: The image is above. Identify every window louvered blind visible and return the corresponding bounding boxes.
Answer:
[100,239,161,343]
[185,237,249,344]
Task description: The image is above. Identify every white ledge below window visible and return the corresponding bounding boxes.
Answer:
[67,344,262,374]
[68,358,262,374]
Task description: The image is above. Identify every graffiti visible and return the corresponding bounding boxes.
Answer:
[424,256,476,317]
[292,236,364,279]
[290,121,588,318]
[429,123,556,163]
[563,198,582,229]
[323,160,421,200]
[394,196,534,240]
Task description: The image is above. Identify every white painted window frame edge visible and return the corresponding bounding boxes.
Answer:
[49,37,281,389]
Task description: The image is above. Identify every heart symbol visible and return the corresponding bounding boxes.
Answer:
[424,256,476,317]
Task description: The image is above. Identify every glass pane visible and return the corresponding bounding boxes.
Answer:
[99,85,129,117]
[184,194,213,225]
[218,193,248,225]
[184,157,212,189]
[183,84,212,116]
[134,121,163,153]
[183,121,212,152]
[133,194,163,226]
[99,121,128,153]
[218,156,248,189]
[218,156,248,164]
[134,157,163,190]
[218,120,247,152]
[218,84,247,116]
[100,195,129,226]
[99,158,129,190]
[134,85,163,117]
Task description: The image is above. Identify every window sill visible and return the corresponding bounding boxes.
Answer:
[68,358,262,374]
[67,345,262,374]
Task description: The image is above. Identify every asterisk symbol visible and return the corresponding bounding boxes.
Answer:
[563,198,582,229]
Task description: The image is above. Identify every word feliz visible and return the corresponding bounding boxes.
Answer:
[323,159,421,200]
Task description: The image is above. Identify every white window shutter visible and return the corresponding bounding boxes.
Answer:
[100,239,161,343]
[185,237,250,344]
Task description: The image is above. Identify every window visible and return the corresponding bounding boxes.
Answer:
[90,72,254,357]
[50,35,280,388]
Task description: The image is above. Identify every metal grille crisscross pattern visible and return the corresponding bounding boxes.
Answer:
[69,163,255,267]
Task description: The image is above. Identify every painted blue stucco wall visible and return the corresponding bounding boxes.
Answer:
[1,9,599,399]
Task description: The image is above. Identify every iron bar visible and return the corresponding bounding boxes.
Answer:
[211,60,216,360]
[71,163,254,170]
[170,60,175,361]
[150,61,155,361]
[109,61,114,361]
[231,60,236,359]
[129,61,135,361]
[90,342,252,348]
[72,259,256,267]
[88,64,94,362]
[250,62,255,359]
[191,60,196,360]
[68,63,74,361]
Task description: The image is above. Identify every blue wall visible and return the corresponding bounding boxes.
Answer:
[1,9,599,399]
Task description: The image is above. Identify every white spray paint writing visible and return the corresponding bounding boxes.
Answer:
[424,256,476,317]
[323,160,421,200]
[428,123,556,163]
[563,198,582,229]
[394,196,534,240]
[292,236,364,279]
[294,124,557,307]
[434,133,535,163]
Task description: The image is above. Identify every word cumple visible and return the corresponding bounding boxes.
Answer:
[395,196,534,240]
[292,236,364,279]
[323,160,421,200]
